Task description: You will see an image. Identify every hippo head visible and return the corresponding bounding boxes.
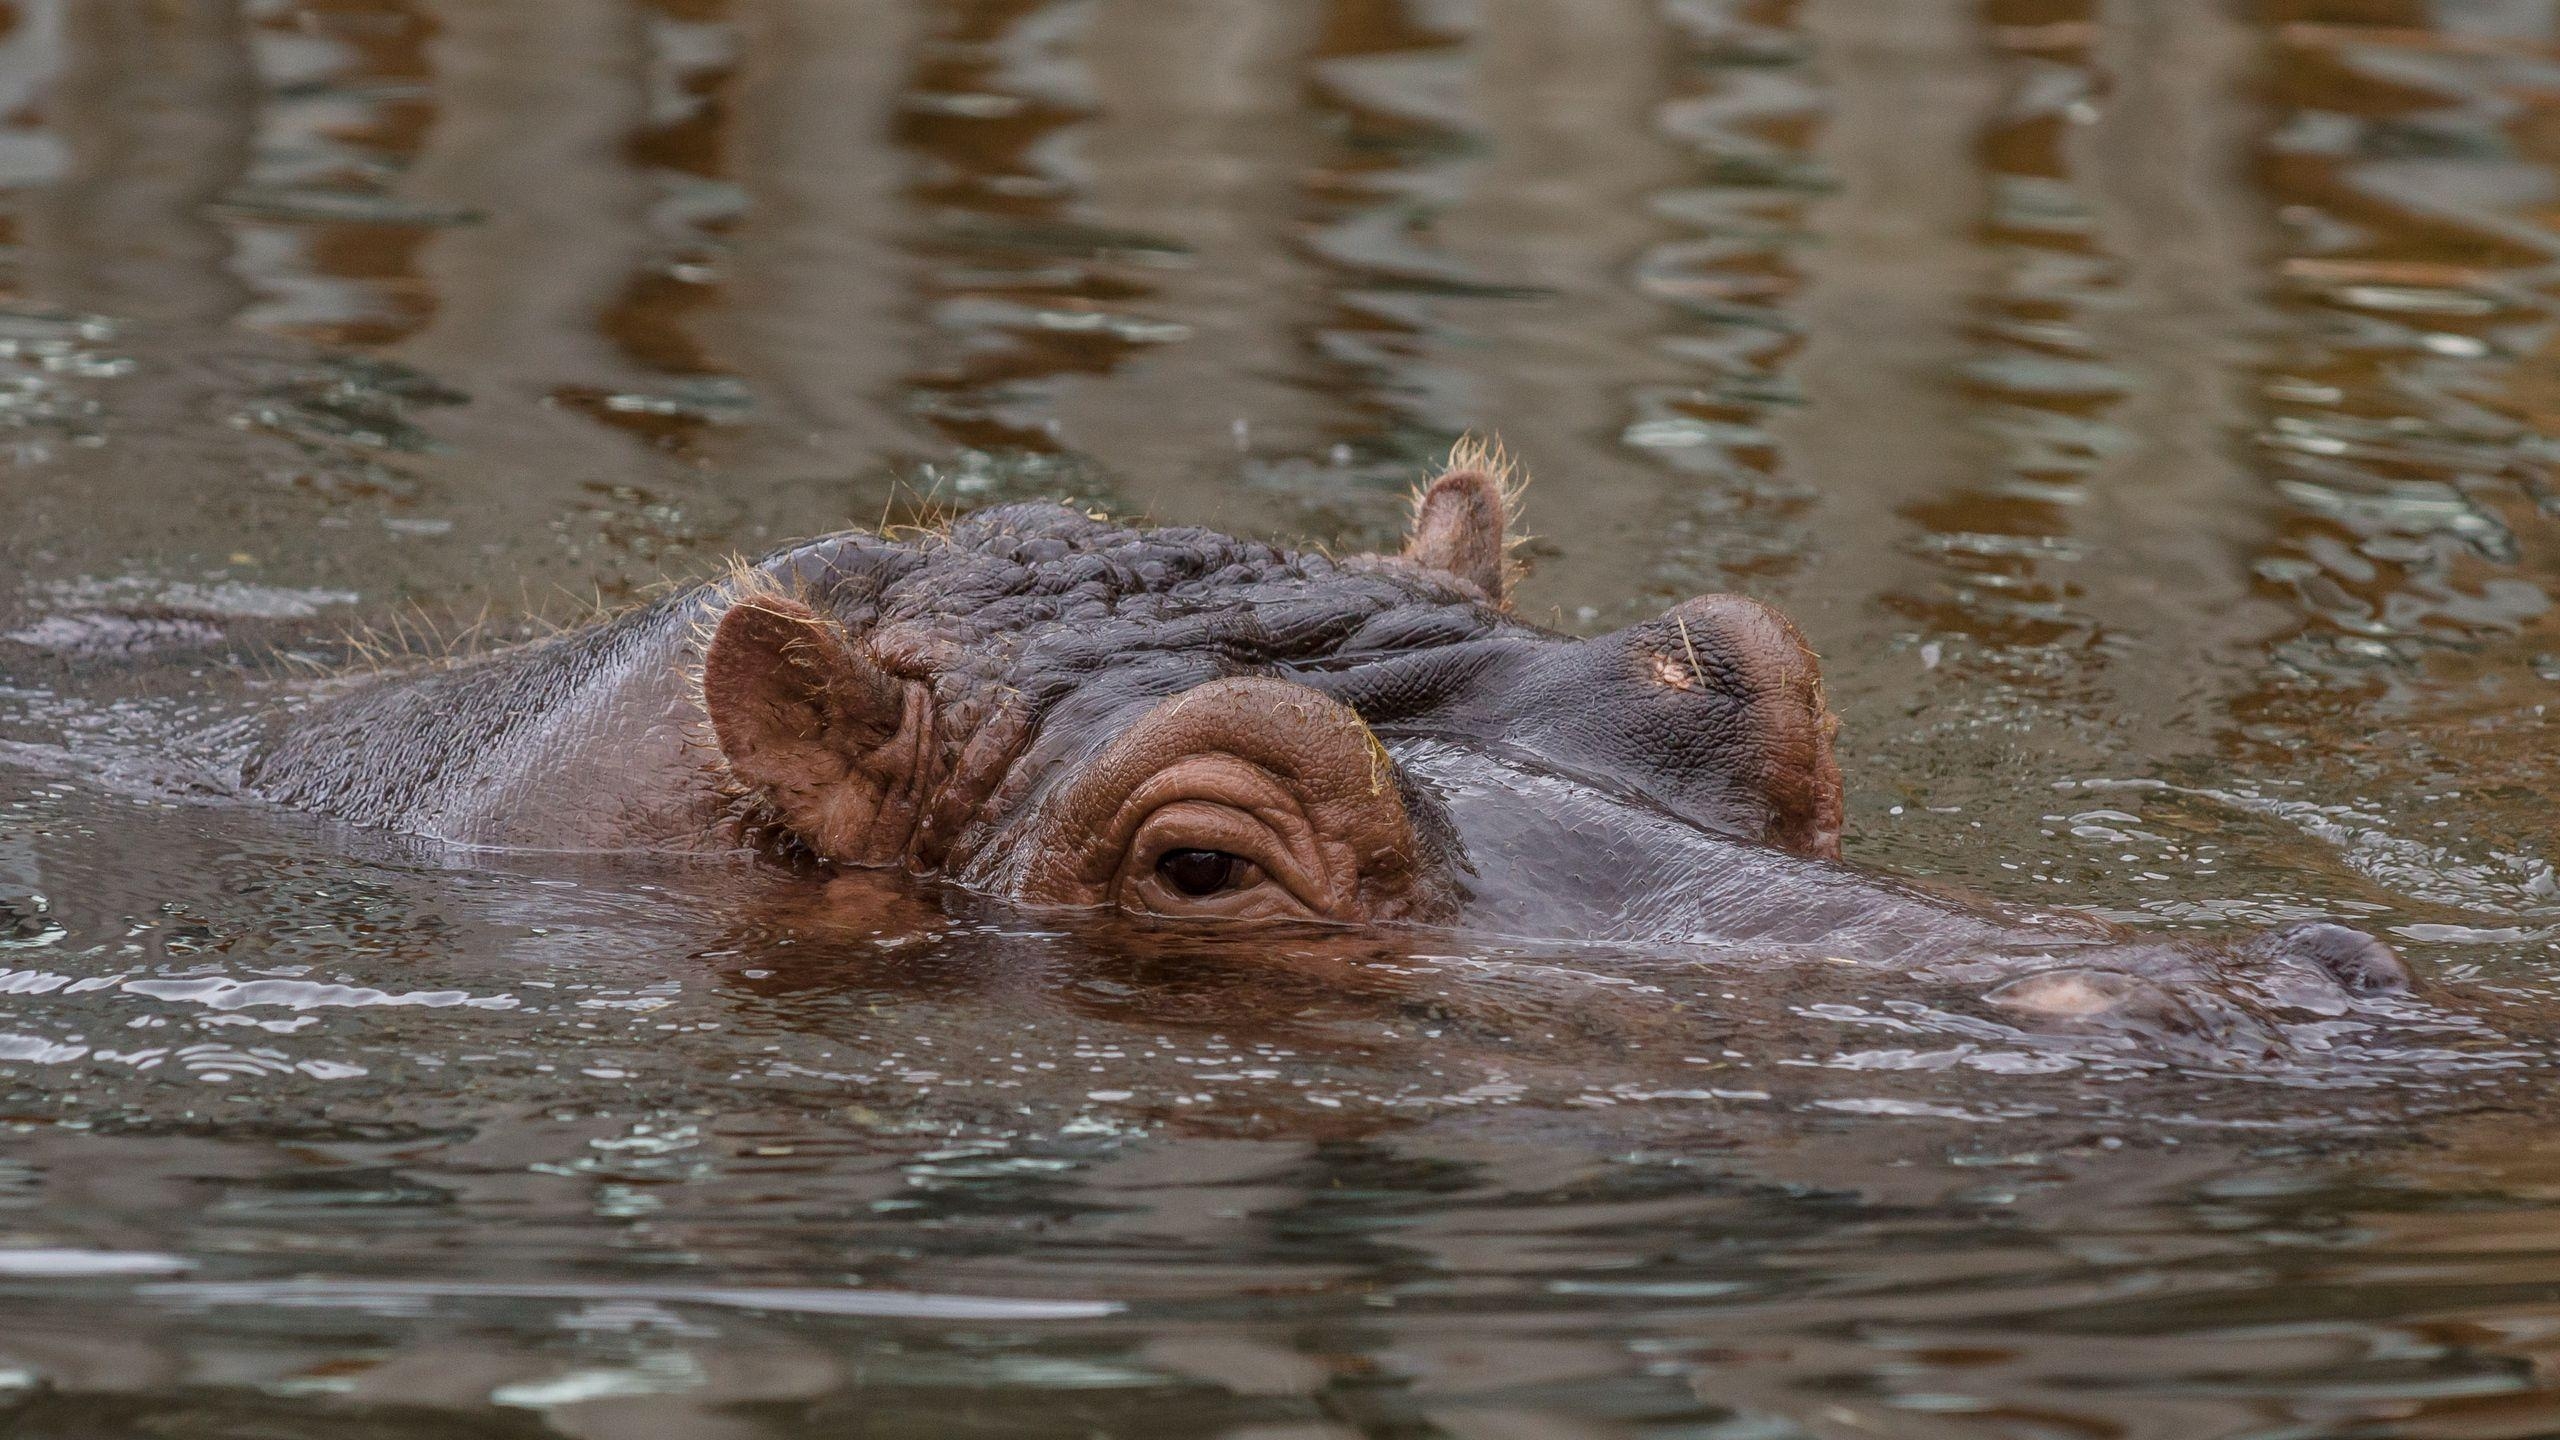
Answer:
[693,453,1849,945]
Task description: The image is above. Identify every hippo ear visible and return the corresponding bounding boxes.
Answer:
[700,595,918,865]
[1404,449,1517,607]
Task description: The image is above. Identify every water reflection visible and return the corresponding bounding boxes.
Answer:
[233,0,441,346]
[0,0,2558,1436]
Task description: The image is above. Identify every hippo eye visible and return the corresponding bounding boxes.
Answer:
[1156,848,1245,898]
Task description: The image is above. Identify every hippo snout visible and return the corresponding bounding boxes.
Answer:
[1988,922,2414,1047]
[2261,921,2414,997]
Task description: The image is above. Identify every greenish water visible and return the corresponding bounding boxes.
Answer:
[3,1,2560,1435]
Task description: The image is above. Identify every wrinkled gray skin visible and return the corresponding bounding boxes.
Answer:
[210,499,2413,1035]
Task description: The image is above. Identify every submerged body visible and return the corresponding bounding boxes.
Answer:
[217,453,2410,1023]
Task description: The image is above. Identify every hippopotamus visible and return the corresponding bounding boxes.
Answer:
[215,447,2412,1028]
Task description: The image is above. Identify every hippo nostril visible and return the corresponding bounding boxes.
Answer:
[2272,922,2413,997]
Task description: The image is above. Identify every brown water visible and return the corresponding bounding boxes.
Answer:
[2,1,2559,1435]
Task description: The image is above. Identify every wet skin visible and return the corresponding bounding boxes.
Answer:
[211,450,2413,1031]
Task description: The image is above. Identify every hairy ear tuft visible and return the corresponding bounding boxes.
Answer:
[1405,437,1525,606]
[701,595,919,863]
